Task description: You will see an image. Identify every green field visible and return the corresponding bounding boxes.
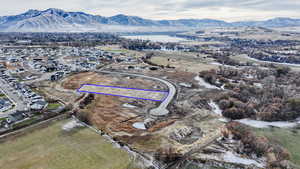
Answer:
[47,102,62,110]
[0,119,135,169]
[254,127,300,168]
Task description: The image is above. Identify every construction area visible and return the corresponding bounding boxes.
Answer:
[57,69,225,162]
[78,84,167,102]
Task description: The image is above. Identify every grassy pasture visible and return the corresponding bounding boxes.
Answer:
[0,119,134,169]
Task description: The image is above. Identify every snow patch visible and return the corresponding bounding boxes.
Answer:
[223,151,265,168]
[219,118,230,123]
[62,120,84,131]
[220,84,226,90]
[253,83,263,89]
[179,82,192,88]
[133,122,146,130]
[236,118,299,128]
[122,103,137,108]
[194,76,220,90]
[208,100,223,116]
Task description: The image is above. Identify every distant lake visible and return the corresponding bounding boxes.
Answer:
[121,35,188,43]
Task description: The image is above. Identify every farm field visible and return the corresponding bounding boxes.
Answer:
[0,119,134,169]
[149,51,217,73]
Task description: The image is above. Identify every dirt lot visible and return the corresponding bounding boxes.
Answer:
[79,84,167,101]
[63,72,117,90]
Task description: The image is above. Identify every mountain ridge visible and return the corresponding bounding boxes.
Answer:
[1,8,300,32]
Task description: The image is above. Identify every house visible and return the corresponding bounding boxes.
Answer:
[30,100,47,110]
[45,64,58,72]
[88,57,97,62]
[0,98,12,111]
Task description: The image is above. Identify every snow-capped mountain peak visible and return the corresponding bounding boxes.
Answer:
[0,8,300,32]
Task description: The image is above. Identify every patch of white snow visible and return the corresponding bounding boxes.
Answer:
[62,120,84,131]
[133,122,146,130]
[236,119,298,128]
[122,103,137,108]
[194,76,220,90]
[223,151,265,168]
[208,100,223,115]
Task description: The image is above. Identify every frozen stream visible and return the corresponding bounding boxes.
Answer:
[236,118,300,128]
[208,100,223,116]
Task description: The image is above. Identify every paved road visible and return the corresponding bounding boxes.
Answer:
[98,71,176,116]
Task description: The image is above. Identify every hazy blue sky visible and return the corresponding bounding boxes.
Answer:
[1,0,300,21]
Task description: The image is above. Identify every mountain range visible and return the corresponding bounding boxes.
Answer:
[1,8,300,32]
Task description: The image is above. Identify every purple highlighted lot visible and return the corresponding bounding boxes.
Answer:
[77,84,169,102]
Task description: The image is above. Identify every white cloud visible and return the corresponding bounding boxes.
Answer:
[0,0,300,21]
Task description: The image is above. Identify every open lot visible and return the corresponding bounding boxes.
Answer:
[78,84,167,101]
[0,119,134,169]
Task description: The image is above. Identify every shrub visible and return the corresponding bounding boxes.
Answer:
[223,107,245,120]
[287,98,300,112]
[226,122,290,167]
[219,99,232,110]
[76,111,90,124]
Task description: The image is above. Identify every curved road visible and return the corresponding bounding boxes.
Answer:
[98,71,176,116]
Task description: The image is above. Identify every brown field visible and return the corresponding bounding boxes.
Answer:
[62,72,116,90]
[150,56,217,72]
